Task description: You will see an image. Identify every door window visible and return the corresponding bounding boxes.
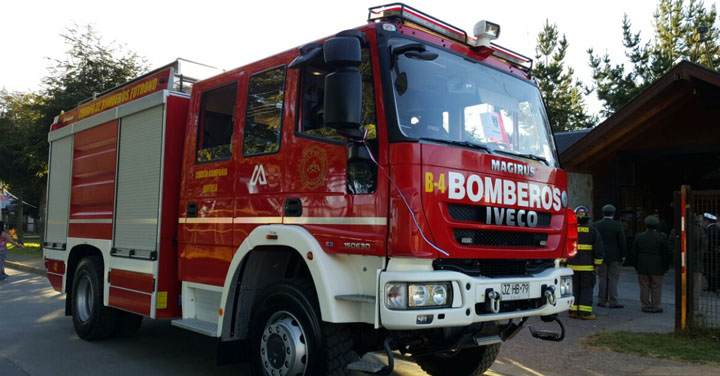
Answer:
[243,67,287,156]
[196,82,237,163]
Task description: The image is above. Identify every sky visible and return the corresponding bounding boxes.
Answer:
[2,0,717,116]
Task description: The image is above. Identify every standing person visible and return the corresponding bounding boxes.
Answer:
[567,206,604,320]
[593,204,627,308]
[1,220,24,281]
[704,213,720,292]
[630,216,672,313]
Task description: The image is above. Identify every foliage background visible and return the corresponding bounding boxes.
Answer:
[1,0,719,239]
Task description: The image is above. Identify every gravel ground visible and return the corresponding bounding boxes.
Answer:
[492,267,719,376]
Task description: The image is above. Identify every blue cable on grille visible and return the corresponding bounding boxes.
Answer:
[360,130,450,256]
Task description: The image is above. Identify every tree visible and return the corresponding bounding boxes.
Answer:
[38,24,149,128]
[587,16,647,118]
[0,91,46,241]
[682,0,720,67]
[0,24,147,241]
[588,0,720,117]
[533,20,594,132]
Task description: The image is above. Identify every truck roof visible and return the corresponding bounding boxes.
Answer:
[51,4,534,133]
[50,59,221,132]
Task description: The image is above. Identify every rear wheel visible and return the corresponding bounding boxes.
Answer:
[415,344,501,376]
[71,256,117,340]
[249,279,354,376]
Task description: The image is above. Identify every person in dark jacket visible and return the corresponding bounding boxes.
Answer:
[704,213,720,292]
[630,215,672,313]
[593,204,627,308]
[567,206,604,320]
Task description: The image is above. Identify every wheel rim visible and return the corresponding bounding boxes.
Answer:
[75,274,94,322]
[260,310,308,376]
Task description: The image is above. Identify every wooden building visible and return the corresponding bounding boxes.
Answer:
[557,61,720,239]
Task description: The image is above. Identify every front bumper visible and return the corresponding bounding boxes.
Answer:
[379,266,574,330]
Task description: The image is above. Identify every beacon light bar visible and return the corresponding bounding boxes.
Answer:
[368,3,533,74]
[369,3,467,44]
[490,42,533,72]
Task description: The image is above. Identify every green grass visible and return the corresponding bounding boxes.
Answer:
[7,243,42,259]
[584,329,720,364]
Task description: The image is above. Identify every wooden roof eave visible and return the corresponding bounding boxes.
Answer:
[560,62,720,170]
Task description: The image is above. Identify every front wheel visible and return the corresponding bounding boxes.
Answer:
[415,344,501,376]
[249,279,354,376]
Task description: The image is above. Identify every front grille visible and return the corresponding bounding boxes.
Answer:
[454,229,547,247]
[434,259,555,277]
[448,204,552,227]
[475,297,545,315]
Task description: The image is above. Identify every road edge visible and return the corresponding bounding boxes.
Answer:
[5,260,45,275]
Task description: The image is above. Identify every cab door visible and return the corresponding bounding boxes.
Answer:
[179,78,241,286]
[234,64,289,243]
[284,40,388,257]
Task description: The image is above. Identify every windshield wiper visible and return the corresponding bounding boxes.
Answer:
[492,149,549,166]
[418,137,493,154]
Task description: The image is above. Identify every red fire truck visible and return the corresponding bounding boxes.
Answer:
[43,4,577,375]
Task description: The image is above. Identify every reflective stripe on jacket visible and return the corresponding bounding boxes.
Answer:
[568,224,605,271]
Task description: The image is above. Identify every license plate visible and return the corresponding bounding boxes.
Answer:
[501,283,530,300]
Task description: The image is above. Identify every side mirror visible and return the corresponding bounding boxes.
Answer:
[324,37,362,133]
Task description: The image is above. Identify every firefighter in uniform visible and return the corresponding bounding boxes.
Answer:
[568,206,604,319]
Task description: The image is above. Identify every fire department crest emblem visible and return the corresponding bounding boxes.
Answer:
[300,146,327,190]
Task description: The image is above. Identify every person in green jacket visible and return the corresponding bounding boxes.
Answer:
[630,215,672,313]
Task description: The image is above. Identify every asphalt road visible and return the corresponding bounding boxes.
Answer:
[2,267,717,376]
[0,269,437,376]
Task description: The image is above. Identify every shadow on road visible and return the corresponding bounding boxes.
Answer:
[3,267,717,376]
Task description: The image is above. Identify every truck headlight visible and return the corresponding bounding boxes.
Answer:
[560,276,573,297]
[410,285,429,306]
[385,283,407,310]
[385,282,452,310]
[409,283,451,308]
[431,284,448,305]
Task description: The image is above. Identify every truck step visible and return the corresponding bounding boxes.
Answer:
[347,353,391,375]
[528,315,565,342]
[473,335,502,346]
[347,360,385,373]
[171,318,218,337]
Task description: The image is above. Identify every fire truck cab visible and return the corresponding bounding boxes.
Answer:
[44,4,577,375]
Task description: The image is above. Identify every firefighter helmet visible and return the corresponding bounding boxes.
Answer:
[574,206,589,218]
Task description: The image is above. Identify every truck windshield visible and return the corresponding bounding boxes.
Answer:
[389,39,558,167]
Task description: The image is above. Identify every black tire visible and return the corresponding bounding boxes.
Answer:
[415,344,501,376]
[71,256,117,340]
[113,310,143,337]
[249,279,354,376]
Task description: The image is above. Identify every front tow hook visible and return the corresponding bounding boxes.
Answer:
[485,289,502,314]
[528,314,565,342]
